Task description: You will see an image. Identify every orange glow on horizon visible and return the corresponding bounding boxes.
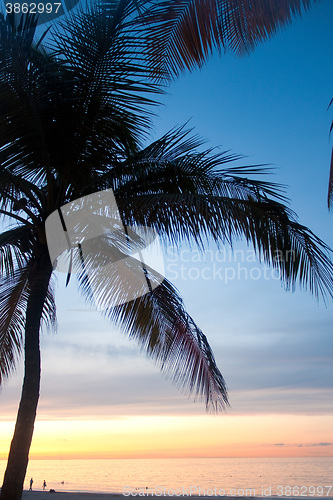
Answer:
[1,414,332,460]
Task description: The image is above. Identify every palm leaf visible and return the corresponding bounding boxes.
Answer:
[328,98,333,209]
[118,193,333,300]
[328,146,333,210]
[0,266,29,384]
[0,14,66,187]
[0,226,32,277]
[139,0,321,78]
[111,279,229,411]
[77,247,228,411]
[51,0,163,154]
[110,126,286,200]
[0,263,56,385]
[100,126,333,300]
[0,226,56,385]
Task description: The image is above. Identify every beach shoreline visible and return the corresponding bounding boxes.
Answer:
[20,493,333,500]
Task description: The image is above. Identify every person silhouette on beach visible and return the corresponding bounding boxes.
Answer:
[29,478,33,491]
[43,480,47,491]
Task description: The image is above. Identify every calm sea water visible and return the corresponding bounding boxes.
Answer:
[0,458,332,496]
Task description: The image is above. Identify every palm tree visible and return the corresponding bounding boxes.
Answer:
[0,2,332,499]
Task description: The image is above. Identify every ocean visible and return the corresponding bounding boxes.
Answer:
[0,458,332,496]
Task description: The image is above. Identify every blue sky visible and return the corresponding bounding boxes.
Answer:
[1,0,333,459]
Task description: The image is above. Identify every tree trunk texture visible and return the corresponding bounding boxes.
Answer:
[1,247,53,500]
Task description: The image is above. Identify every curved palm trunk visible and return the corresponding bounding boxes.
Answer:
[1,248,53,500]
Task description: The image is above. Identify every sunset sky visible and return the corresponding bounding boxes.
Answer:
[0,0,333,460]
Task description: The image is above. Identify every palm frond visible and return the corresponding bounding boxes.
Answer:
[118,193,333,300]
[77,248,228,411]
[0,168,43,217]
[142,0,224,78]
[328,146,333,210]
[0,14,67,186]
[328,98,333,209]
[42,277,57,333]
[97,127,333,300]
[0,263,56,385]
[0,226,31,278]
[140,0,321,79]
[111,280,229,412]
[0,222,55,386]
[0,266,29,384]
[51,0,163,152]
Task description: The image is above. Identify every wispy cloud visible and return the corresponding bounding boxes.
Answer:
[307,442,333,447]
[297,443,333,448]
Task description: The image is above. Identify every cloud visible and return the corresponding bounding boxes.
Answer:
[228,387,333,416]
[308,442,333,447]
[296,443,333,448]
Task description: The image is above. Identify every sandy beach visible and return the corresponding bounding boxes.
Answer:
[22,493,117,500]
[21,493,333,500]
[22,494,112,500]
[21,494,248,500]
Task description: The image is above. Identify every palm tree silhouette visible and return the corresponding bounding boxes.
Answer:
[0,1,332,499]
